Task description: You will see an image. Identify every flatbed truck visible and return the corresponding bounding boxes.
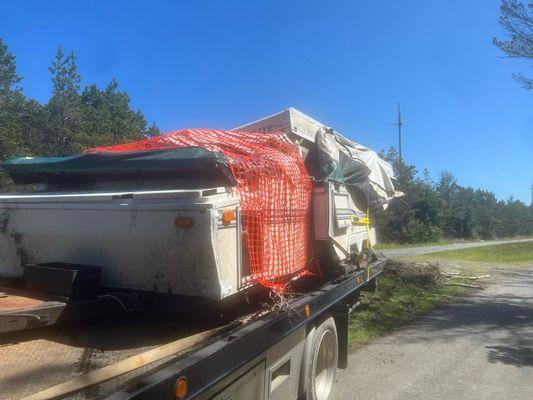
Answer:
[0,259,384,400]
[0,108,396,399]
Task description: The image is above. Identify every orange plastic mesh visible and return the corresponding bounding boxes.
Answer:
[86,129,313,291]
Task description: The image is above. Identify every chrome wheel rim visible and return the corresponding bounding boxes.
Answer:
[314,329,336,400]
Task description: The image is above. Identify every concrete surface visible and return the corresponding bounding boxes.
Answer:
[331,265,533,400]
[381,238,533,259]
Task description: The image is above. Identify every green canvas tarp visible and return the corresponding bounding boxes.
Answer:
[4,147,234,185]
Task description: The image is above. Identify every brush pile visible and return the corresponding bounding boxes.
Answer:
[383,260,444,289]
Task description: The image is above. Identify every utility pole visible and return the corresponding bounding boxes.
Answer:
[391,103,409,160]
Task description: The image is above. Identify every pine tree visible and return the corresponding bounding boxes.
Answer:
[437,171,463,238]
[493,0,533,90]
[146,122,161,138]
[44,47,83,155]
[102,78,146,144]
[49,48,81,97]
[0,38,21,94]
[0,39,39,189]
[79,78,147,148]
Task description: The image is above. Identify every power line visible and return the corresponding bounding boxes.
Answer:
[192,2,510,179]
[142,1,509,181]
[191,0,397,115]
[404,139,495,187]
[406,116,505,178]
[69,2,347,116]
[73,0,392,129]
[72,2,342,127]
[74,0,516,193]
[139,1,396,125]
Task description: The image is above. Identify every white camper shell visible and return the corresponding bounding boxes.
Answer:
[0,188,243,299]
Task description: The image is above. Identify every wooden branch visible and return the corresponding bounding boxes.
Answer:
[447,274,491,280]
[445,283,483,289]
[23,324,232,400]
[472,274,491,279]
[442,271,462,276]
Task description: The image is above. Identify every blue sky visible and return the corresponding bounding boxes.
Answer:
[1,0,532,202]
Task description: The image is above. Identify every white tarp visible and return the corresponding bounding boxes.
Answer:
[236,108,401,208]
[327,130,400,205]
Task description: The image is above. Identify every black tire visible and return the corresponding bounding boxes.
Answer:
[304,316,338,400]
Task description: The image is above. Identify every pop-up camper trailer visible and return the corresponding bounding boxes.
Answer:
[0,109,398,301]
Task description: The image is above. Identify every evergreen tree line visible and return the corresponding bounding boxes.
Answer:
[375,148,533,243]
[0,38,159,189]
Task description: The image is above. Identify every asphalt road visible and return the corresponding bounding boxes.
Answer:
[331,263,533,399]
[381,238,533,258]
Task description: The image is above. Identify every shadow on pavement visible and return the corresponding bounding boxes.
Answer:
[486,345,533,367]
[387,266,533,368]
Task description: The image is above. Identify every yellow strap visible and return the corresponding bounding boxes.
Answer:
[365,208,373,249]
[351,208,373,249]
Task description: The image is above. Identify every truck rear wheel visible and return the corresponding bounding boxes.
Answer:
[304,316,338,400]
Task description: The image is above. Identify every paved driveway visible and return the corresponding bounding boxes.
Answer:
[331,265,533,400]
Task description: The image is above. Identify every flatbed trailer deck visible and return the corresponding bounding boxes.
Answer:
[1,259,384,400]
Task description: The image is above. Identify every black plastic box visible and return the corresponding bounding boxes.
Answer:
[23,262,102,300]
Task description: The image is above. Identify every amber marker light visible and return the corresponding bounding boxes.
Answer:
[222,210,236,224]
[174,377,188,399]
[175,216,194,228]
[305,305,311,318]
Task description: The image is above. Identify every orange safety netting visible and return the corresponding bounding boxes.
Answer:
[86,129,313,291]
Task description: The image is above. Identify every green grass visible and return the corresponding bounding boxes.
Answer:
[373,238,479,250]
[348,276,467,348]
[426,241,533,263]
[373,236,533,250]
